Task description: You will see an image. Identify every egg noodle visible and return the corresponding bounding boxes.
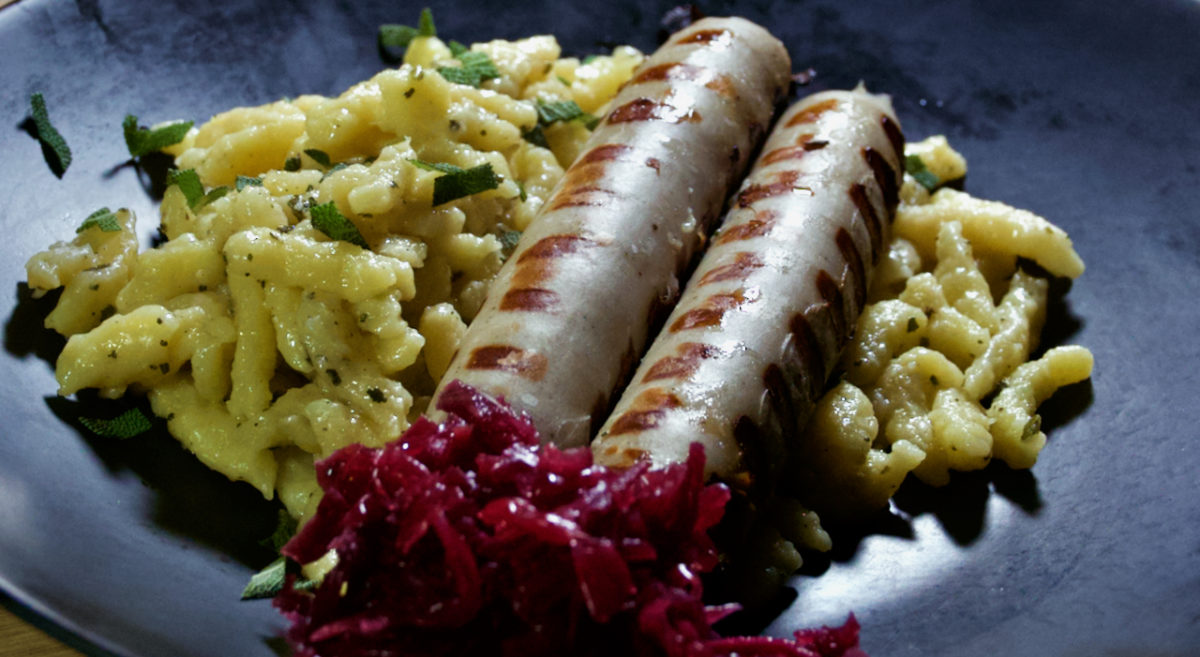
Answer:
[26,31,1090,545]
[791,137,1092,527]
[27,33,643,521]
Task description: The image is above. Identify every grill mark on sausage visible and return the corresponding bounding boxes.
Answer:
[670,288,756,332]
[510,234,599,288]
[465,345,548,380]
[863,146,899,210]
[715,209,777,244]
[499,287,559,312]
[881,114,905,161]
[816,269,847,349]
[557,149,632,192]
[674,28,732,45]
[836,227,867,310]
[608,97,702,124]
[762,363,799,434]
[704,75,737,98]
[785,98,840,127]
[548,185,618,211]
[579,143,633,164]
[517,235,597,263]
[848,183,884,262]
[761,144,815,165]
[598,444,648,464]
[788,312,826,398]
[632,61,702,84]
[758,133,831,164]
[559,162,609,188]
[606,388,683,435]
[510,258,555,288]
[800,135,830,150]
[643,341,724,382]
[629,62,737,100]
[698,251,764,285]
[736,170,811,207]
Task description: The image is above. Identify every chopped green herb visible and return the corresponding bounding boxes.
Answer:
[241,555,318,600]
[79,408,152,439]
[235,175,263,191]
[76,207,122,233]
[262,510,298,552]
[522,125,549,148]
[241,556,287,600]
[284,155,301,172]
[168,168,205,209]
[29,92,72,174]
[447,40,469,57]
[166,169,228,210]
[523,100,600,147]
[436,163,500,205]
[304,148,332,168]
[905,154,940,192]
[499,229,522,252]
[536,99,586,124]
[202,186,230,206]
[322,162,349,178]
[437,50,500,88]
[408,158,464,174]
[581,54,600,65]
[1021,414,1043,441]
[556,75,572,87]
[309,202,368,248]
[408,160,501,206]
[242,511,316,600]
[378,7,436,53]
[515,180,527,203]
[122,114,192,158]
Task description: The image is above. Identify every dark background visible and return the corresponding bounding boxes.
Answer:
[2,1,1199,656]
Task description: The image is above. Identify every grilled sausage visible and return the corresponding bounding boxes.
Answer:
[592,87,905,486]
[430,17,791,447]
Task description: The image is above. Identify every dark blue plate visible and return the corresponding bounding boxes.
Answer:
[2,1,1198,656]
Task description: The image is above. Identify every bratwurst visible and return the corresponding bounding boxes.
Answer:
[592,87,905,486]
[430,17,791,446]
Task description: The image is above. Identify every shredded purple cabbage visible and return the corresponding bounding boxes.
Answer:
[275,380,865,657]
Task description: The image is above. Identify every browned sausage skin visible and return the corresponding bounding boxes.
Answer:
[429,17,792,447]
[592,87,905,485]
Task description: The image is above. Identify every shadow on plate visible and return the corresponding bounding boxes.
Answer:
[42,392,281,570]
[6,284,66,363]
[102,151,176,204]
[8,283,280,571]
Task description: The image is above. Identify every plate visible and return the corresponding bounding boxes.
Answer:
[2,0,1199,656]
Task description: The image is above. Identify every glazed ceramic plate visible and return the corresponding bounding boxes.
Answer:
[2,0,1198,655]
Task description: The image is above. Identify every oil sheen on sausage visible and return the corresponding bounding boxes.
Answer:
[430,17,791,447]
[592,87,905,485]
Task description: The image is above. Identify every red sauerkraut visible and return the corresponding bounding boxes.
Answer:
[275,380,864,657]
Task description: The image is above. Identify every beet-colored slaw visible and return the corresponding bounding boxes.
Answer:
[276,380,864,657]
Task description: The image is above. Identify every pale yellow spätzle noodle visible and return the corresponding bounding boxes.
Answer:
[27,33,644,519]
[796,136,1093,519]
